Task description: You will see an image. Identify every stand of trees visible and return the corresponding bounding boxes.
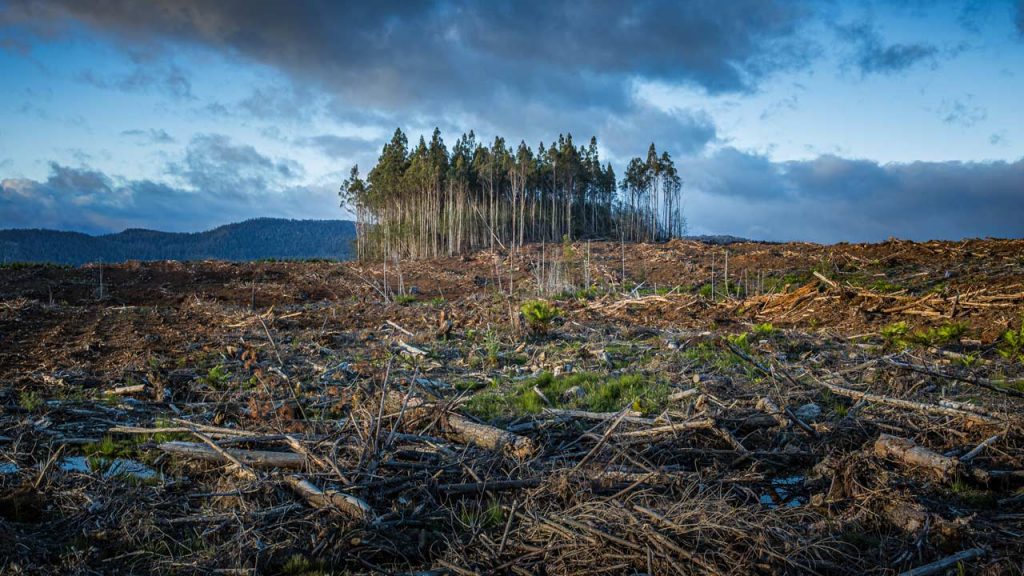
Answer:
[340,128,685,261]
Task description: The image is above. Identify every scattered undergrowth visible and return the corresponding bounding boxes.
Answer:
[2,239,1023,575]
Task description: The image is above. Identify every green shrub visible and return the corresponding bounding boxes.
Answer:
[573,286,601,301]
[752,322,776,336]
[911,322,967,347]
[726,332,751,352]
[520,300,560,334]
[393,294,416,306]
[19,390,43,411]
[954,353,979,368]
[201,365,230,389]
[1000,323,1024,363]
[880,321,910,348]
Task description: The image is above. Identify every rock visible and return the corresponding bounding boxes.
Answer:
[561,385,586,402]
[794,403,822,422]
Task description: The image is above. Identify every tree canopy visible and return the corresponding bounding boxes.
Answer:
[341,128,685,260]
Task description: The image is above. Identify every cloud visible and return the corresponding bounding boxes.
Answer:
[76,61,193,99]
[0,136,333,234]
[837,21,938,75]
[3,0,816,116]
[939,98,987,128]
[121,128,175,144]
[598,105,717,161]
[237,84,320,123]
[683,149,1024,242]
[167,133,305,195]
[297,134,377,160]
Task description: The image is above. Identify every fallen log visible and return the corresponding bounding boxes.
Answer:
[385,390,536,459]
[723,340,1002,424]
[192,431,257,480]
[541,408,649,424]
[107,384,146,395]
[446,416,536,459]
[874,434,960,482]
[158,441,306,469]
[887,359,1024,398]
[825,382,1001,425]
[286,475,375,522]
[898,548,985,576]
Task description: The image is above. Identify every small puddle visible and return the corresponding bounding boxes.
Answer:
[0,462,19,475]
[760,475,804,508]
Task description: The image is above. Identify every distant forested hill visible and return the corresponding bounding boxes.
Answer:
[0,219,356,265]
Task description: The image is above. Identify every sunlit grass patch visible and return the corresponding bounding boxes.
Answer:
[462,371,668,421]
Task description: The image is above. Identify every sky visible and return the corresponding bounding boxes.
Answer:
[0,0,1022,242]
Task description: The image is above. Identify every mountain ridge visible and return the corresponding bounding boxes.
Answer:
[0,218,356,265]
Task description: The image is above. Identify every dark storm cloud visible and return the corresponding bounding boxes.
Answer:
[121,128,175,144]
[0,137,331,234]
[455,1,815,94]
[684,149,1024,242]
[2,0,817,115]
[837,21,938,75]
